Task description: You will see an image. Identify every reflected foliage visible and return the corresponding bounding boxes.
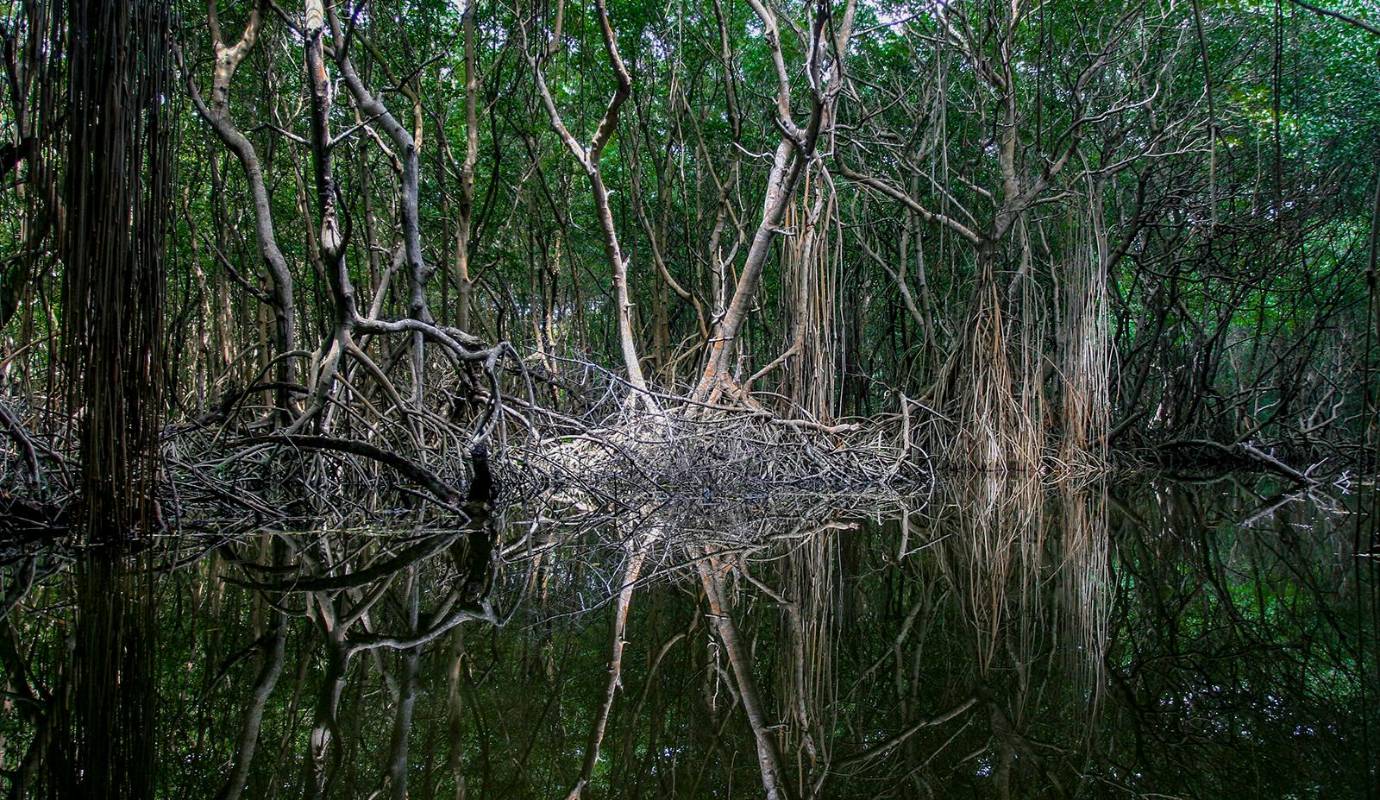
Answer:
[1,479,1376,798]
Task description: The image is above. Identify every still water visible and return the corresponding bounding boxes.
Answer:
[2,476,1377,798]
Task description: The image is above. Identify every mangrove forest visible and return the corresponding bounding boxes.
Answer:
[0,0,1377,797]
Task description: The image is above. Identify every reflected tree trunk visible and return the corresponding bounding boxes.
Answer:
[695,549,795,800]
[566,526,657,800]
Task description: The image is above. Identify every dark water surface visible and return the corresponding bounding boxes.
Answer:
[2,476,1378,798]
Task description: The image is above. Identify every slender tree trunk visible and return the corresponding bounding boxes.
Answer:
[530,0,652,404]
[690,0,855,407]
[182,0,297,424]
[454,0,479,334]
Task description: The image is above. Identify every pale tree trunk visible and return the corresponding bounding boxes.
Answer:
[454,0,479,335]
[180,0,297,424]
[690,0,856,407]
[296,0,351,431]
[530,0,652,406]
[327,8,434,403]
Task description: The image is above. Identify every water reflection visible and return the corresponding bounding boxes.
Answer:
[1,477,1376,798]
